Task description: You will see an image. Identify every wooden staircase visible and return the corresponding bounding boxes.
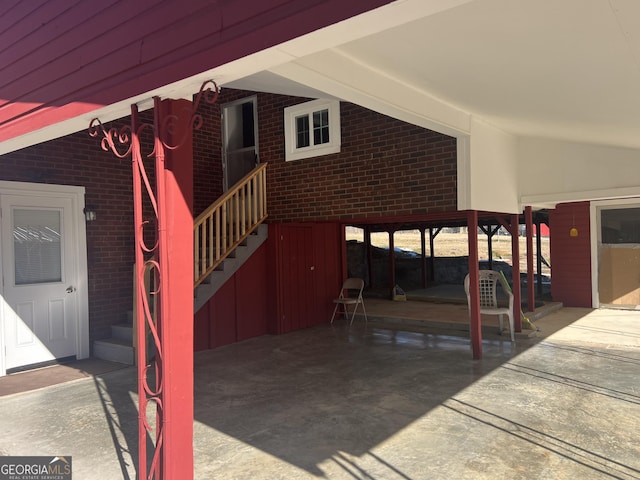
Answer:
[93,164,268,364]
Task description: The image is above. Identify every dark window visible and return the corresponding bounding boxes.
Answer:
[601,208,640,244]
[296,115,310,148]
[313,109,330,145]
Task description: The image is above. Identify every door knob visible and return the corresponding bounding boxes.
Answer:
[66,286,76,293]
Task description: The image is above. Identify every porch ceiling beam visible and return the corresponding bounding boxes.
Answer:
[270,48,471,139]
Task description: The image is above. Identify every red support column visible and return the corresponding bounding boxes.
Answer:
[158,98,195,478]
[365,228,373,288]
[420,228,427,288]
[388,230,396,293]
[90,81,218,480]
[467,211,482,359]
[511,214,522,333]
[339,225,348,281]
[525,206,535,312]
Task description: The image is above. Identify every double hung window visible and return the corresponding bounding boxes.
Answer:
[284,99,340,161]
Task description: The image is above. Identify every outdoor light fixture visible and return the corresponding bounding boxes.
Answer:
[570,209,578,237]
[85,209,97,222]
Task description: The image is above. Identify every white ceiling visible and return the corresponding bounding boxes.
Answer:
[228,0,640,149]
[4,0,640,154]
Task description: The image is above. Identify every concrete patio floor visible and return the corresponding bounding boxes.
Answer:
[1,306,639,479]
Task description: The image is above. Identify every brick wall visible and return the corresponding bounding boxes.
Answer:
[257,95,457,222]
[549,201,592,307]
[193,88,260,216]
[193,97,222,217]
[0,131,135,342]
[0,88,459,347]
[192,90,458,222]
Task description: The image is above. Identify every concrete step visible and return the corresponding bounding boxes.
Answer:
[93,337,134,365]
[110,323,133,343]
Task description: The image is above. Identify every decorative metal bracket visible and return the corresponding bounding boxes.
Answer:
[89,80,218,479]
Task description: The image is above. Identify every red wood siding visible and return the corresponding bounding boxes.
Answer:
[549,202,592,307]
[268,222,342,334]
[208,280,238,348]
[0,0,392,145]
[193,242,269,351]
[235,245,269,341]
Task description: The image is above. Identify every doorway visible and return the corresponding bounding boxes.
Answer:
[593,201,640,308]
[222,96,258,191]
[0,182,89,376]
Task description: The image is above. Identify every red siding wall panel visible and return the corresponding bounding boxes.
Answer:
[0,0,392,144]
[208,280,237,348]
[549,202,592,307]
[235,244,269,341]
[194,242,269,351]
[193,305,210,352]
[267,222,342,334]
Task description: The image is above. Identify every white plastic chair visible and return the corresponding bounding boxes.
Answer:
[330,278,367,326]
[464,270,515,341]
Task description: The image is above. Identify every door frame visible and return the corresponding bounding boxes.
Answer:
[221,95,259,191]
[590,197,640,308]
[0,180,89,377]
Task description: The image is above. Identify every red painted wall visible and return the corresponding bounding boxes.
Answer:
[267,222,342,334]
[549,202,592,307]
[194,242,269,351]
[0,0,392,144]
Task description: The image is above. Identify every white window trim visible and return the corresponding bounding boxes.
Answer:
[284,99,341,162]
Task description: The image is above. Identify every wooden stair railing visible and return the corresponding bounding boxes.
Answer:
[194,163,267,287]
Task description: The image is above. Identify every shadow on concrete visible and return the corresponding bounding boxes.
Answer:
[191,322,527,476]
[189,307,640,478]
[2,307,640,479]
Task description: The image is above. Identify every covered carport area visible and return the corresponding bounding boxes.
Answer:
[4,0,640,477]
[1,306,639,478]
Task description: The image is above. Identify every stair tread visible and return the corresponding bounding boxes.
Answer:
[94,337,132,348]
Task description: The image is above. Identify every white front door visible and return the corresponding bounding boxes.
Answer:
[1,194,79,370]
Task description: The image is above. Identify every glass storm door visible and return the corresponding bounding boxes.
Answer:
[222,96,258,190]
[1,195,78,370]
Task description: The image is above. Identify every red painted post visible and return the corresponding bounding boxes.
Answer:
[365,227,373,288]
[511,214,522,332]
[130,105,149,478]
[467,211,482,359]
[420,228,427,288]
[339,224,347,281]
[525,206,535,312]
[91,82,218,480]
[158,98,195,478]
[388,230,396,293]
